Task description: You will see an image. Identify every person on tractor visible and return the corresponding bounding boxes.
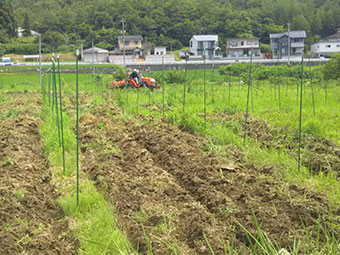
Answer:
[129,69,139,85]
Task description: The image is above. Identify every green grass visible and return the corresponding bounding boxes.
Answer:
[38,79,133,254]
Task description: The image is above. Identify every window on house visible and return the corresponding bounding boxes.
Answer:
[230,41,238,47]
[337,45,340,47]
[190,41,193,47]
[294,39,300,42]
[326,45,331,48]
[241,41,244,46]
[125,42,129,46]
[198,41,203,49]
[135,41,139,45]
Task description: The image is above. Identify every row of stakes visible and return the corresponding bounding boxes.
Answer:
[41,50,311,205]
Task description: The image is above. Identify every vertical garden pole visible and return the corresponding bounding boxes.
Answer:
[298,55,304,172]
[57,54,66,175]
[53,57,61,147]
[48,72,51,105]
[148,87,151,112]
[137,86,140,114]
[51,61,55,113]
[324,79,327,104]
[277,55,281,112]
[243,50,253,146]
[310,59,315,117]
[183,54,187,113]
[203,52,207,129]
[228,72,231,102]
[76,49,80,205]
[162,55,165,114]
[195,65,198,97]
[211,63,215,103]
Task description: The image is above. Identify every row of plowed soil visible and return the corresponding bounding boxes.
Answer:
[79,102,335,254]
[0,93,77,255]
[207,112,340,174]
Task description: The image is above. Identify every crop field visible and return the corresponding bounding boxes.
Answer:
[0,63,340,254]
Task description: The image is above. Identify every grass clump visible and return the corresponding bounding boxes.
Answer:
[59,187,133,255]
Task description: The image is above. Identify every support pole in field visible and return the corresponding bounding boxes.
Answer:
[48,72,51,105]
[228,72,231,102]
[137,86,140,114]
[211,62,215,103]
[298,56,304,172]
[243,49,253,146]
[92,39,95,74]
[51,56,55,114]
[277,55,281,112]
[52,57,61,147]
[203,50,207,129]
[76,49,80,205]
[183,53,188,112]
[324,79,327,104]
[309,58,315,117]
[57,54,66,175]
[162,55,165,114]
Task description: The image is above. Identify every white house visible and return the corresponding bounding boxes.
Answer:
[83,47,109,62]
[154,46,166,55]
[226,38,262,58]
[189,35,218,57]
[311,28,340,57]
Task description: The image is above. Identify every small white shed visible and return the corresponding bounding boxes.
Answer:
[154,46,167,55]
[83,47,109,62]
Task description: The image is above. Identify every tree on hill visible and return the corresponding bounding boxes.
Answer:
[0,0,16,40]
[22,13,31,36]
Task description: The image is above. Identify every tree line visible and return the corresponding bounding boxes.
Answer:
[1,0,340,53]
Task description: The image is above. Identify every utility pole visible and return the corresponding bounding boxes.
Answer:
[121,17,126,66]
[81,40,84,61]
[287,21,291,65]
[92,39,95,74]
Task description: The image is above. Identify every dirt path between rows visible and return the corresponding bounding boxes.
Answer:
[79,101,335,254]
[0,93,77,255]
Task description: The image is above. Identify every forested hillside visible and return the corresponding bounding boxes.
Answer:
[2,0,340,52]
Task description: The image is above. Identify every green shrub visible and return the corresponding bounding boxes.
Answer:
[166,68,185,84]
[323,53,340,80]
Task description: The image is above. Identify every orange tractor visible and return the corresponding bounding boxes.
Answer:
[111,75,158,89]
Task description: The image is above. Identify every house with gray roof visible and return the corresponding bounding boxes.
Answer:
[311,28,340,57]
[270,30,306,58]
[189,35,219,57]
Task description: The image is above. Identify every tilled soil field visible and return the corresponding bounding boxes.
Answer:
[207,112,340,174]
[79,101,335,254]
[0,92,77,255]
